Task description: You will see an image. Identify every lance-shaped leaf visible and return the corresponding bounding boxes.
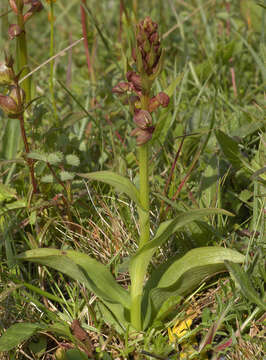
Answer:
[77,171,142,208]
[225,260,266,310]
[143,247,244,329]
[130,208,234,293]
[17,249,130,311]
[0,323,45,351]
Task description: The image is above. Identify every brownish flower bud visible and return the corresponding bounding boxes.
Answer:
[126,71,142,91]
[133,109,152,129]
[157,92,170,107]
[0,62,14,85]
[112,81,131,95]
[131,126,154,145]
[8,24,23,40]
[149,32,159,45]
[148,92,169,112]
[23,0,43,22]
[140,17,158,36]
[148,96,160,113]
[0,94,21,118]
[134,17,162,76]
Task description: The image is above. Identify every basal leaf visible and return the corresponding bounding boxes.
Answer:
[143,247,244,328]
[17,249,130,311]
[130,208,234,290]
[77,171,141,207]
[153,247,244,290]
[225,261,266,310]
[0,323,44,351]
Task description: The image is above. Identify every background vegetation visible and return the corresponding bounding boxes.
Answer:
[0,0,265,359]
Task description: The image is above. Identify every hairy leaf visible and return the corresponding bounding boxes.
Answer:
[65,154,80,167]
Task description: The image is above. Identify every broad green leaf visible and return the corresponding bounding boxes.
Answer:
[153,247,244,290]
[225,261,266,310]
[143,247,244,328]
[17,249,130,310]
[215,130,243,169]
[77,171,141,207]
[0,323,44,351]
[130,208,234,286]
[130,208,234,328]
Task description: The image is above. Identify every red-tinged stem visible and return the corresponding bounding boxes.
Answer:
[80,0,95,82]
[18,113,38,193]
[230,65,237,97]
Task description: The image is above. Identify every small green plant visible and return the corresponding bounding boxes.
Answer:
[0,16,246,355]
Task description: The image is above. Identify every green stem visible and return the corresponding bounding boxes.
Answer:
[138,143,150,247]
[131,142,150,331]
[130,88,151,330]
